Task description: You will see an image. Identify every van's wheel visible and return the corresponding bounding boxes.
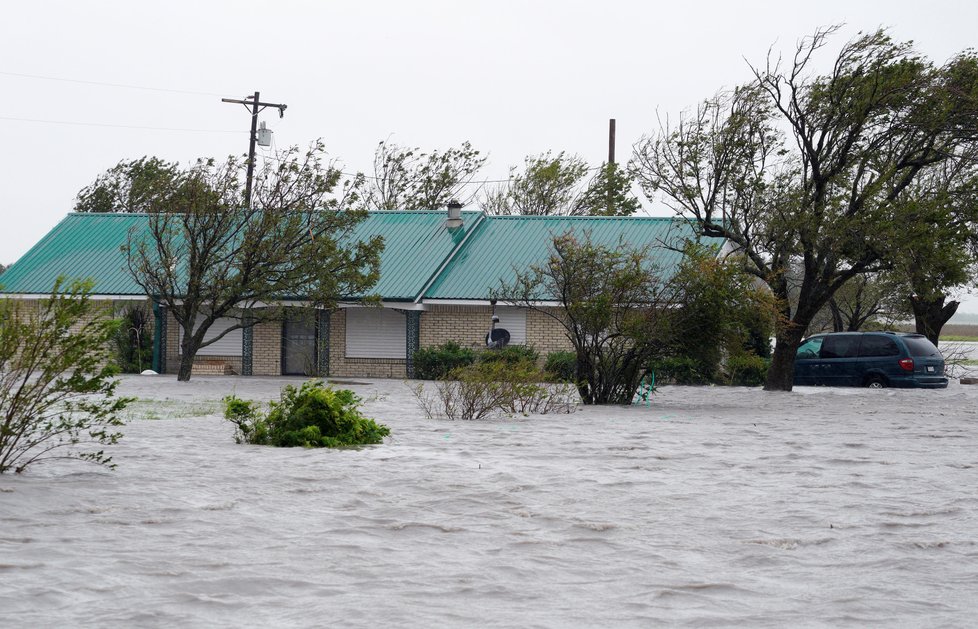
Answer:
[866,376,887,389]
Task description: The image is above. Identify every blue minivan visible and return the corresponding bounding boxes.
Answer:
[794,332,948,388]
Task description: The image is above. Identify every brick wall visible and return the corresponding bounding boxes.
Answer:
[252,320,281,376]
[420,304,573,363]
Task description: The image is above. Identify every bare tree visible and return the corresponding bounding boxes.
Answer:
[123,142,383,381]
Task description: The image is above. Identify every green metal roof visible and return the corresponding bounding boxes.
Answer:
[345,210,483,300]
[0,211,485,300]
[1,211,724,302]
[423,215,722,300]
[0,213,149,295]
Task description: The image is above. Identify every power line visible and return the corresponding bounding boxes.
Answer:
[0,115,244,134]
[0,70,228,97]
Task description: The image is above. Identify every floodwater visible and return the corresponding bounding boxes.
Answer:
[3,375,978,628]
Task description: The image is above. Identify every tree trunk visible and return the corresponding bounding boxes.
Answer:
[910,295,958,347]
[764,325,808,392]
[177,351,194,381]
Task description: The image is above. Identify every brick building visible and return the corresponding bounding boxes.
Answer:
[0,209,721,378]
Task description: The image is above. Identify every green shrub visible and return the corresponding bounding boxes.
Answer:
[649,356,709,385]
[413,358,577,420]
[478,344,539,365]
[726,354,770,387]
[413,341,476,380]
[544,351,577,382]
[224,381,390,448]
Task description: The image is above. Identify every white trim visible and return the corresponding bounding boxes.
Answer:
[422,298,564,308]
[339,301,426,311]
[0,293,144,300]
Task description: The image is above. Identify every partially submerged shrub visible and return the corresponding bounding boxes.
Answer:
[726,354,770,387]
[413,342,476,380]
[544,351,576,382]
[413,359,577,420]
[0,279,132,474]
[648,356,709,385]
[478,345,539,366]
[224,381,390,447]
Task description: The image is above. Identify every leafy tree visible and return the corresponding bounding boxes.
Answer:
[114,304,154,373]
[0,279,131,474]
[74,156,184,213]
[123,141,383,382]
[663,245,776,381]
[497,233,671,404]
[361,139,486,210]
[886,159,978,344]
[632,27,978,390]
[483,152,640,216]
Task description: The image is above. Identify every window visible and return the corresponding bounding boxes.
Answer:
[493,307,527,346]
[177,315,242,356]
[796,337,823,359]
[858,336,899,357]
[345,308,406,359]
[903,336,940,357]
[820,335,859,359]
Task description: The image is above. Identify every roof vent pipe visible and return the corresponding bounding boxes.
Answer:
[446,200,463,228]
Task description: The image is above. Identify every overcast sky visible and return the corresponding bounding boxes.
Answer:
[2,0,976,313]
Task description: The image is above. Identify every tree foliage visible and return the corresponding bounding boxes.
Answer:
[497,233,671,404]
[631,27,978,390]
[483,152,640,216]
[122,141,383,381]
[74,156,184,213]
[0,279,131,474]
[361,139,486,210]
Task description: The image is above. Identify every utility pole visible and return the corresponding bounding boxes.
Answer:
[221,92,287,208]
[608,118,616,165]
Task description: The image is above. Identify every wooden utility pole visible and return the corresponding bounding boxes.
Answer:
[221,92,287,208]
[608,118,616,165]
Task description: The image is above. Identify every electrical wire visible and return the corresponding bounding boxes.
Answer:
[0,114,244,134]
[0,70,228,97]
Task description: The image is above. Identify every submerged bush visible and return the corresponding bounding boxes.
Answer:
[224,381,390,448]
[726,354,770,387]
[648,356,708,385]
[544,351,576,382]
[413,359,577,420]
[478,345,539,366]
[413,342,477,380]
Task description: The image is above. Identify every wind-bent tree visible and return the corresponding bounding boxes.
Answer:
[483,151,640,216]
[124,142,383,381]
[632,27,978,390]
[74,156,185,213]
[361,139,486,210]
[825,274,892,332]
[886,159,978,344]
[0,279,131,474]
[497,233,672,404]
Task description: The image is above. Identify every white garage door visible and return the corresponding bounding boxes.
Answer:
[495,307,527,345]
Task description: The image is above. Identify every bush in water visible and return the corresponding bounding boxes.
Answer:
[544,351,577,382]
[224,381,390,448]
[478,345,539,366]
[413,359,577,420]
[413,341,477,380]
[725,354,770,387]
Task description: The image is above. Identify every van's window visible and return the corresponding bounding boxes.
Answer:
[796,337,823,359]
[820,335,859,359]
[858,335,900,357]
[903,336,940,357]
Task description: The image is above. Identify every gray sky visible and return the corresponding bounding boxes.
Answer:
[2,0,976,313]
